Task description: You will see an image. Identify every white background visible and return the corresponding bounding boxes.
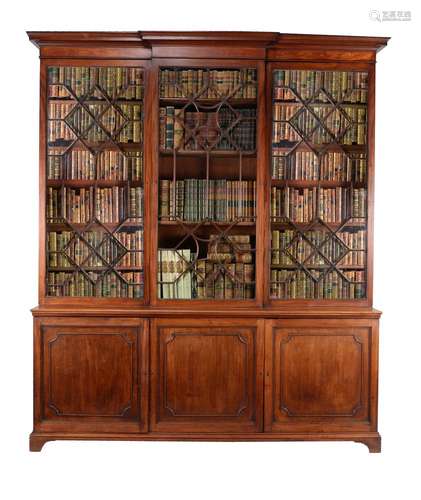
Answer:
[1,0,420,498]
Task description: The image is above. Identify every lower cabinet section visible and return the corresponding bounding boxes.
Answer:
[33,317,148,433]
[31,315,380,450]
[150,319,264,433]
[264,319,379,433]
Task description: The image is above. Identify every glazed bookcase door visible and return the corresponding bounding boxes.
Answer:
[268,66,372,305]
[44,64,146,301]
[156,63,263,304]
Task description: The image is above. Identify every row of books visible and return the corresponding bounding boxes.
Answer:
[271,187,367,222]
[271,229,366,266]
[196,262,254,299]
[160,68,257,99]
[272,70,368,102]
[273,102,367,122]
[48,103,142,143]
[47,150,143,181]
[270,270,366,299]
[158,249,192,299]
[272,152,366,182]
[47,187,143,223]
[158,235,254,299]
[159,179,256,221]
[159,107,256,151]
[48,66,143,99]
[272,109,366,146]
[47,230,143,268]
[47,271,144,297]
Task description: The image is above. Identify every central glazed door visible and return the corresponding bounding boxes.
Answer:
[151,318,264,433]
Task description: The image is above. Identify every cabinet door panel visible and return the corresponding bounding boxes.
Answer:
[265,319,378,433]
[151,319,264,433]
[35,318,148,433]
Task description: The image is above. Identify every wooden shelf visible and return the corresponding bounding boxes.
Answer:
[48,266,143,272]
[272,99,367,107]
[270,264,365,270]
[159,97,256,107]
[48,97,142,104]
[159,220,256,226]
[47,220,143,231]
[47,179,142,188]
[272,144,365,154]
[159,149,256,157]
[271,179,366,188]
[48,141,142,151]
[270,220,366,229]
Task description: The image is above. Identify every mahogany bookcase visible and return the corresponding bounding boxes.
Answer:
[27,31,388,452]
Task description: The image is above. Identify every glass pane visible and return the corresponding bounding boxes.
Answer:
[270,69,368,300]
[157,67,257,299]
[46,66,144,298]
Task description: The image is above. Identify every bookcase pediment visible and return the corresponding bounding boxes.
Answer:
[27,31,389,62]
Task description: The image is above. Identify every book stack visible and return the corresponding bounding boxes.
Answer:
[270,269,365,299]
[47,186,143,223]
[47,271,143,297]
[159,107,256,151]
[271,186,367,222]
[159,179,256,221]
[271,229,366,266]
[158,249,193,299]
[196,234,254,299]
[160,68,257,98]
[48,67,143,100]
[272,70,368,102]
[47,150,143,181]
[47,230,143,269]
[158,235,255,300]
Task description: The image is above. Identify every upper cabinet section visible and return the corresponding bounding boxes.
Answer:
[46,65,145,299]
[28,32,389,307]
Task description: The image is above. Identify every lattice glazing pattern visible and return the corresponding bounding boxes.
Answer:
[158,67,258,299]
[46,66,144,297]
[270,69,368,299]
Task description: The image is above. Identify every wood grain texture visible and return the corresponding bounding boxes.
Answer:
[150,318,264,433]
[264,319,378,433]
[47,332,134,417]
[33,317,148,434]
